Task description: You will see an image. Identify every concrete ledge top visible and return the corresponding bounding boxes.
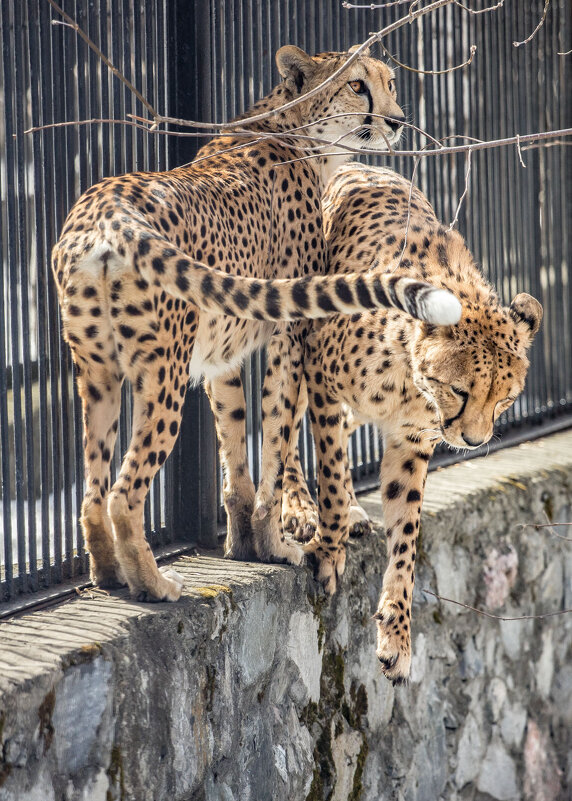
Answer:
[1,428,571,700]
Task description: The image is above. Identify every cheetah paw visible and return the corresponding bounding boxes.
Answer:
[251,513,304,566]
[132,566,184,603]
[348,504,372,538]
[374,596,411,684]
[224,493,257,561]
[304,536,346,595]
[91,560,127,589]
[283,493,319,543]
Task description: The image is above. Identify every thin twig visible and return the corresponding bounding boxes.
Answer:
[423,588,572,621]
[515,134,526,167]
[46,0,158,120]
[522,140,572,150]
[395,156,422,268]
[380,42,477,75]
[516,520,572,542]
[23,114,572,168]
[453,0,504,15]
[274,128,572,165]
[342,0,412,8]
[449,148,472,229]
[513,0,551,48]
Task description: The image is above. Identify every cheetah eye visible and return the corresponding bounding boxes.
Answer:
[451,386,468,399]
[388,79,396,93]
[348,79,367,94]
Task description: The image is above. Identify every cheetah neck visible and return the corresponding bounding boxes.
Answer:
[229,81,352,189]
[230,81,304,133]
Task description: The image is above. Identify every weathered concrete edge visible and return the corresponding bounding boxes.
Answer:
[0,429,571,801]
[2,430,570,694]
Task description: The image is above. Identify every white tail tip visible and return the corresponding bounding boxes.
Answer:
[421,289,462,326]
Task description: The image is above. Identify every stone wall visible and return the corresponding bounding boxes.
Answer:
[0,431,571,801]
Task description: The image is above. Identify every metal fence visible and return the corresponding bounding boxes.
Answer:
[1,0,571,609]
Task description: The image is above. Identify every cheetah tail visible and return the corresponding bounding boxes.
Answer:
[138,234,462,326]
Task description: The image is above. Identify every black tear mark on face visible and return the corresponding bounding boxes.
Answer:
[357,85,374,141]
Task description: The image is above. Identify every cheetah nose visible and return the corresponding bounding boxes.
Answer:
[385,114,405,132]
[462,433,484,447]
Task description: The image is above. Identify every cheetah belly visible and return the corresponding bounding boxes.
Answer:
[188,313,276,384]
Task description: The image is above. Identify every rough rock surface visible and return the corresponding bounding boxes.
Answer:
[0,431,571,801]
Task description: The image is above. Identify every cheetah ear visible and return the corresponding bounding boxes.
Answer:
[508,293,543,347]
[276,45,317,91]
[348,44,371,57]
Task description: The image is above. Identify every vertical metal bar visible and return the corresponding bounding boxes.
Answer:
[0,3,13,600]
[2,0,26,595]
[167,0,217,547]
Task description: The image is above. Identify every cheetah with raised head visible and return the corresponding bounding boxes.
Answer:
[281,164,542,682]
[52,44,463,603]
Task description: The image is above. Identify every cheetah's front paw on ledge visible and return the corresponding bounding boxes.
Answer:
[374,596,412,684]
[131,566,185,603]
[348,504,373,537]
[282,491,319,543]
[304,535,346,595]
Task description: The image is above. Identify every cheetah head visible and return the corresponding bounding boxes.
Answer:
[276,44,405,150]
[411,293,543,449]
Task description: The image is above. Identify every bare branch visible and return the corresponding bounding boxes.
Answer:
[46,0,158,120]
[342,0,412,8]
[522,140,572,150]
[449,148,472,229]
[380,42,477,75]
[423,588,572,621]
[24,117,169,137]
[515,134,526,167]
[513,0,551,48]
[345,0,503,12]
[395,156,422,268]
[453,0,505,14]
[152,0,458,132]
[516,520,572,542]
[274,128,572,166]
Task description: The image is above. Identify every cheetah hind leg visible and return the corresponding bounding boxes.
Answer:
[74,361,126,589]
[108,363,187,602]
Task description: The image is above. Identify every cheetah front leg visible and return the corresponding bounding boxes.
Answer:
[374,430,435,683]
[204,370,257,560]
[282,377,319,542]
[340,406,373,537]
[303,369,350,594]
[251,325,306,566]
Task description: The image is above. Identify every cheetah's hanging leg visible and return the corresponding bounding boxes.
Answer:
[204,369,257,561]
[374,430,436,683]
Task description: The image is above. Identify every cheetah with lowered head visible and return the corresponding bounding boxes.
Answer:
[52,45,462,602]
[282,164,542,682]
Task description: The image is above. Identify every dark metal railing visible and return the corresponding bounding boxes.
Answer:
[1,0,570,609]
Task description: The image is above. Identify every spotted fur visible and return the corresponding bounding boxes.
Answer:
[51,45,416,601]
[281,164,543,682]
